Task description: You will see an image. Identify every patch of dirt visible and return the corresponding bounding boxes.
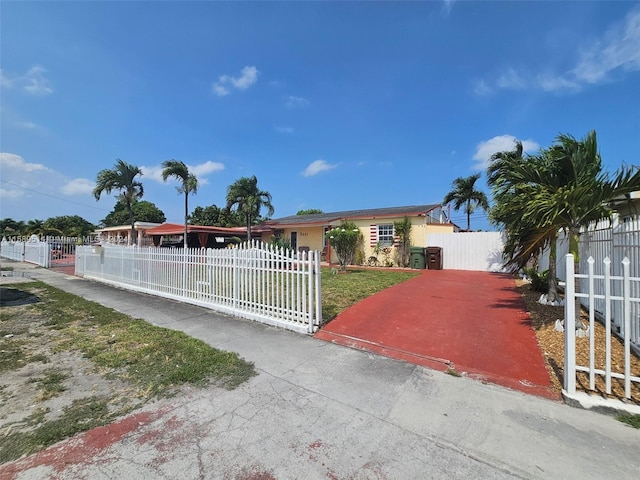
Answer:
[518,281,640,405]
[0,299,140,442]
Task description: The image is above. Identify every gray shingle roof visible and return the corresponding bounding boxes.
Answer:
[264,204,441,227]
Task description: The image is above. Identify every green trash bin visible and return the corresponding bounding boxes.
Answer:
[410,247,426,269]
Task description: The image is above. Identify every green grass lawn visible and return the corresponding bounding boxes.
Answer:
[320,267,420,322]
[0,282,256,463]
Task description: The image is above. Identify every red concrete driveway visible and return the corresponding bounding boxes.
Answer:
[315,269,558,399]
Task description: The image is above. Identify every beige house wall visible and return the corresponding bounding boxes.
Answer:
[262,227,327,252]
[425,223,456,236]
[262,215,456,266]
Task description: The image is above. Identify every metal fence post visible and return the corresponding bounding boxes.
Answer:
[564,253,576,395]
[622,257,631,398]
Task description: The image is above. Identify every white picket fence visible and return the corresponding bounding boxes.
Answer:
[1,235,52,267]
[75,242,322,334]
[564,254,640,400]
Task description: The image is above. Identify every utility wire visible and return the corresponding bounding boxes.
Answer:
[0,180,109,212]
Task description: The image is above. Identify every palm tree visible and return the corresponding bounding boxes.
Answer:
[443,173,489,231]
[25,219,46,237]
[93,159,144,245]
[488,144,562,301]
[540,131,639,273]
[489,130,640,323]
[393,216,412,267]
[161,160,198,249]
[225,176,274,242]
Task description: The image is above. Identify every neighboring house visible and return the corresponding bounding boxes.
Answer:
[260,204,457,265]
[611,190,640,221]
[145,223,252,248]
[96,222,164,246]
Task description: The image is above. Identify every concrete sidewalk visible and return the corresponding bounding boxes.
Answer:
[1,262,638,479]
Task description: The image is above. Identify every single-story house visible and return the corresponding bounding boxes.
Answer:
[96,222,164,246]
[259,204,458,265]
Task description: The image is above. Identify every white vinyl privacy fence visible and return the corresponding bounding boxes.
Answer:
[425,232,506,272]
[564,254,640,400]
[75,242,322,334]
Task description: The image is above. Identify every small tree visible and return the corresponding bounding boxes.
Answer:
[393,216,412,267]
[325,221,362,271]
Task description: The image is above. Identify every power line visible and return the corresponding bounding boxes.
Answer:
[0,180,109,212]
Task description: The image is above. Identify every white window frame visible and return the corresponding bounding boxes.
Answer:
[377,224,394,246]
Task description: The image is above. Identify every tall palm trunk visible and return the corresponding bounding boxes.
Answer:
[246,210,252,242]
[127,200,136,246]
[569,230,586,332]
[183,192,188,249]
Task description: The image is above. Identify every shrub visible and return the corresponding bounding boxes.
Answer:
[523,267,549,293]
[326,221,362,271]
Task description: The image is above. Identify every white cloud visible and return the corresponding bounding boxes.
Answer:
[229,66,259,89]
[212,84,230,96]
[442,0,456,16]
[473,79,492,96]
[285,95,310,108]
[536,74,580,93]
[2,66,53,95]
[496,69,526,90]
[275,126,294,134]
[303,159,337,177]
[571,7,640,84]
[472,135,540,170]
[0,153,65,202]
[476,7,640,95]
[0,152,50,172]
[143,161,225,184]
[212,66,259,96]
[61,178,94,196]
[0,70,13,88]
[23,66,53,95]
[0,187,23,199]
[190,161,225,176]
[140,165,163,182]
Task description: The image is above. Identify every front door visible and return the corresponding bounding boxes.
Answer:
[290,231,298,251]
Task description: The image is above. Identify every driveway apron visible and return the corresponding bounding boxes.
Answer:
[315,270,558,399]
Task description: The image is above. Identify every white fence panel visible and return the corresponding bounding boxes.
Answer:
[564,254,640,400]
[539,215,640,341]
[1,236,51,267]
[426,232,505,271]
[75,242,322,334]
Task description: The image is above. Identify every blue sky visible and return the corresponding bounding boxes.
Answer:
[1,1,639,231]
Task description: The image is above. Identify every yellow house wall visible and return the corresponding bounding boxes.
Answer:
[350,217,453,266]
[262,227,326,252]
[263,217,455,265]
[425,223,455,236]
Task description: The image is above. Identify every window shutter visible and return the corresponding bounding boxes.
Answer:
[370,225,377,247]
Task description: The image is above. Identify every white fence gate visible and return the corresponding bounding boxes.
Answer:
[564,254,640,400]
[426,232,506,271]
[75,242,322,334]
[1,235,52,267]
